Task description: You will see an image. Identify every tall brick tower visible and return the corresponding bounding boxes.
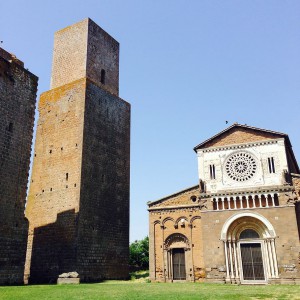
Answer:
[0,48,38,284]
[25,19,130,283]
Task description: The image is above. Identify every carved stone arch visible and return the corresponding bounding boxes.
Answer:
[164,233,190,250]
[220,211,276,241]
[162,217,175,226]
[174,216,189,227]
[153,220,161,226]
[230,220,264,240]
[189,216,201,225]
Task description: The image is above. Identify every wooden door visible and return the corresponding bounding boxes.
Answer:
[240,243,265,281]
[172,248,186,280]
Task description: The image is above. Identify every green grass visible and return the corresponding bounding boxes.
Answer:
[0,282,300,300]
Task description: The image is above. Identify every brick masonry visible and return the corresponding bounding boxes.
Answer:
[0,48,38,284]
[149,127,300,284]
[25,19,130,283]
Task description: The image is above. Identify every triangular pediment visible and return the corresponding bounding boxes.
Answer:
[148,185,199,209]
[194,124,288,151]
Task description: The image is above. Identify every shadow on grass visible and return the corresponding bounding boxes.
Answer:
[130,270,149,280]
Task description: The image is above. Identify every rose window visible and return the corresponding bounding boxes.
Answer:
[225,152,257,182]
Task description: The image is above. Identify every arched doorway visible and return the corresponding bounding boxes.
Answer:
[164,233,190,281]
[221,212,278,284]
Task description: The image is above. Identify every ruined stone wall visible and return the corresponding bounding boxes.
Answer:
[76,79,130,281]
[0,50,37,284]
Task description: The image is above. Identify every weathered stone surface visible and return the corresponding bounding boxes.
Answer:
[59,271,79,278]
[25,19,130,284]
[57,278,80,284]
[0,47,38,285]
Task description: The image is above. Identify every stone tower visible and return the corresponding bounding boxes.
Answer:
[0,48,38,284]
[25,19,130,283]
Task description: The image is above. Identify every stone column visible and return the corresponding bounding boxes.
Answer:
[246,196,249,208]
[149,220,156,280]
[221,198,225,210]
[224,241,230,282]
[271,239,279,278]
[271,194,275,207]
[264,240,271,279]
[267,240,274,278]
[259,195,262,208]
[240,197,243,209]
[229,241,234,280]
[265,194,269,208]
[161,224,166,281]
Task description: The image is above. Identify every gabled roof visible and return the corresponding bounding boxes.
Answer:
[147,184,199,208]
[193,123,291,151]
[193,123,299,174]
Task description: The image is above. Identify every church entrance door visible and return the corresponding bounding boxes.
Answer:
[240,243,265,281]
[172,248,186,280]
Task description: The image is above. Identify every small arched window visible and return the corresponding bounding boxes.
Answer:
[239,229,259,239]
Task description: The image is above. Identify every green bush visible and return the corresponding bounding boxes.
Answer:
[129,236,149,269]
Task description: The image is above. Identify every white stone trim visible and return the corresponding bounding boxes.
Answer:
[220,211,276,240]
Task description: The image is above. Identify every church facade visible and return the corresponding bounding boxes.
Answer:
[148,124,300,284]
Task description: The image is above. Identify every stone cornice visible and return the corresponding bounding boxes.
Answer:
[148,203,200,211]
[199,185,294,199]
[198,138,283,154]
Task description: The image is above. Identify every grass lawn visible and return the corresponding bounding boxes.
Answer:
[0,282,300,300]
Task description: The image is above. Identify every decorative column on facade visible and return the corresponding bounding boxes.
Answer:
[258,195,262,208]
[226,198,230,209]
[233,198,237,209]
[270,239,279,277]
[267,239,275,278]
[265,194,269,208]
[233,241,239,281]
[228,241,234,280]
[271,194,275,207]
[246,196,250,208]
[239,197,243,209]
[161,224,166,281]
[224,241,230,282]
[189,223,195,282]
[221,198,225,210]
[264,240,271,278]
[149,221,156,281]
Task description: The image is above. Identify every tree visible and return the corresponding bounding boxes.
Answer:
[129,236,149,269]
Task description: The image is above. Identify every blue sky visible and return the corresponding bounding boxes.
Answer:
[1,1,299,242]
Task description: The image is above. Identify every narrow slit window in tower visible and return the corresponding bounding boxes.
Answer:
[101,69,106,84]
